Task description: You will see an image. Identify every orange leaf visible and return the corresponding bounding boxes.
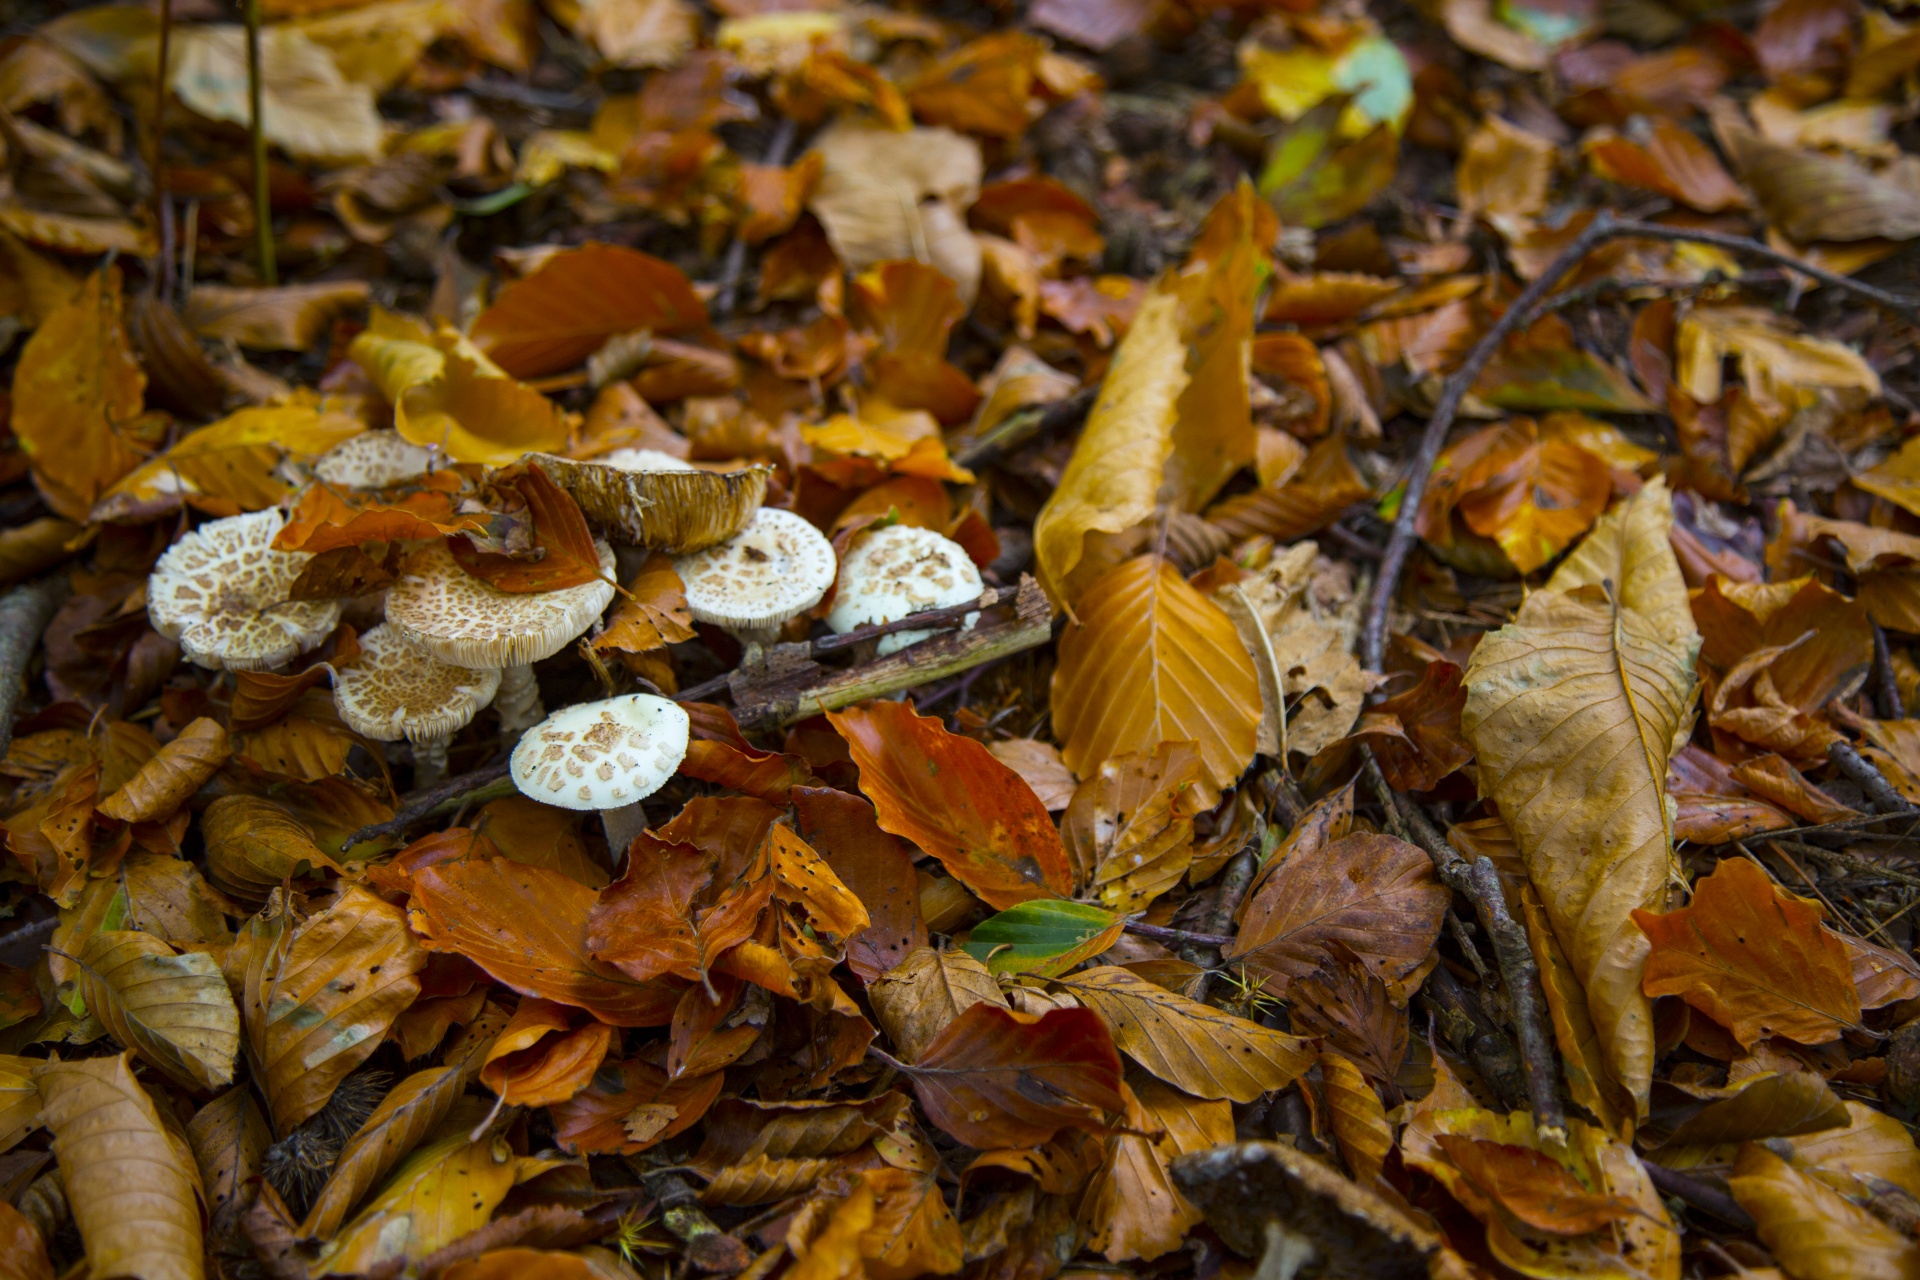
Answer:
[678,739,818,806]
[273,473,488,553]
[591,551,695,654]
[471,243,710,379]
[95,717,230,824]
[793,786,928,983]
[827,701,1071,910]
[408,856,681,1026]
[1434,1135,1640,1236]
[478,999,615,1108]
[890,1002,1125,1149]
[1586,121,1747,214]
[549,1059,723,1155]
[447,462,609,594]
[1634,856,1861,1047]
[1327,660,1473,792]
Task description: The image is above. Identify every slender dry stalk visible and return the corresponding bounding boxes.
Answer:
[244,0,277,285]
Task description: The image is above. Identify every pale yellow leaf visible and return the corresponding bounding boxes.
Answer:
[74,930,240,1092]
[163,26,382,163]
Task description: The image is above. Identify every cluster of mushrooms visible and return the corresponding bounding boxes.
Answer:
[145,432,988,851]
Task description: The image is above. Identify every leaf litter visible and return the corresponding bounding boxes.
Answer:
[3,0,1920,1276]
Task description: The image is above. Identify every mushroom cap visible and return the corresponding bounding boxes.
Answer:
[1171,1142,1438,1280]
[674,507,837,632]
[148,509,344,672]
[600,448,696,472]
[332,623,501,744]
[510,693,691,811]
[826,524,984,656]
[531,452,770,553]
[384,538,618,670]
[312,430,434,488]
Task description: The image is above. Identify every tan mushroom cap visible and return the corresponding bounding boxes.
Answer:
[385,538,618,669]
[531,452,771,553]
[510,693,690,811]
[826,524,984,656]
[148,509,343,672]
[674,507,837,632]
[333,623,500,743]
[313,430,434,488]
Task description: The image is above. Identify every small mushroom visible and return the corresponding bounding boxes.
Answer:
[1171,1142,1441,1280]
[674,507,837,648]
[332,623,500,785]
[510,692,691,858]
[826,524,984,656]
[384,539,617,735]
[531,452,769,552]
[312,430,434,488]
[148,509,344,672]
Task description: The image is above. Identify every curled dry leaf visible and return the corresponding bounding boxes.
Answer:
[829,701,1071,910]
[793,786,928,983]
[1082,1077,1232,1262]
[549,1059,723,1155]
[1062,742,1204,913]
[73,929,240,1092]
[1463,478,1700,1111]
[96,717,230,824]
[471,243,710,379]
[34,1052,205,1280]
[1214,541,1366,761]
[535,454,769,554]
[478,999,615,1108]
[301,1065,467,1240]
[180,280,371,351]
[1730,1143,1920,1280]
[868,946,1010,1064]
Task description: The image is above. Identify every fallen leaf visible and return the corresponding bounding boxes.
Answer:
[558,0,697,68]
[1436,1135,1641,1235]
[166,25,382,162]
[986,740,1077,812]
[1730,1143,1920,1280]
[890,1002,1125,1149]
[963,900,1123,976]
[471,243,710,379]
[1327,660,1472,792]
[181,281,371,351]
[94,403,366,524]
[860,1165,966,1280]
[592,551,695,653]
[1082,1077,1231,1262]
[549,1059,723,1155]
[1457,114,1556,219]
[807,122,983,302]
[1634,857,1860,1048]
[301,1065,467,1240]
[868,946,1010,1064]
[447,462,610,594]
[793,786,928,983]
[1586,121,1747,212]
[479,1000,615,1108]
[96,717,230,825]
[35,1052,204,1280]
[71,929,239,1092]
[829,701,1071,910]
[1463,478,1700,1110]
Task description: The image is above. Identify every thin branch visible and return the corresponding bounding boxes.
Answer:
[151,0,174,291]
[1769,838,1920,891]
[1121,919,1237,950]
[1830,740,1915,815]
[1644,1162,1756,1230]
[344,759,513,848]
[712,117,797,320]
[1874,620,1904,719]
[244,0,276,286]
[1608,219,1920,324]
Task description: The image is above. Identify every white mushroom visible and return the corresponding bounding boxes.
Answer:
[384,539,617,735]
[510,693,691,857]
[332,623,500,785]
[312,430,433,488]
[826,524,983,655]
[148,509,344,672]
[673,507,837,647]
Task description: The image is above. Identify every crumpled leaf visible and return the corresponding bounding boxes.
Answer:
[1676,306,1880,422]
[72,929,240,1092]
[1082,1077,1231,1262]
[1462,478,1700,1112]
[549,1059,723,1155]
[1063,743,1204,914]
[96,718,231,825]
[1634,856,1860,1048]
[868,947,1009,1064]
[1215,541,1367,759]
[35,1052,205,1280]
[180,281,371,351]
[93,404,366,524]
[807,122,984,303]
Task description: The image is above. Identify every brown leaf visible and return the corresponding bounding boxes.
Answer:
[1063,742,1204,914]
[185,1085,270,1243]
[478,999,614,1108]
[1635,856,1861,1048]
[794,786,928,983]
[1082,1077,1230,1262]
[301,1065,466,1240]
[829,701,1071,910]
[471,243,710,379]
[1327,660,1472,792]
[1434,1135,1640,1235]
[1730,1143,1920,1280]
[1288,947,1409,1089]
[890,1002,1125,1149]
[274,473,489,554]
[181,281,371,351]
[0,1200,53,1280]
[868,946,1010,1064]
[549,1059,723,1155]
[447,462,610,594]
[1226,832,1447,1001]
[96,717,230,824]
[591,551,694,653]
[410,855,682,1026]
[72,929,239,1092]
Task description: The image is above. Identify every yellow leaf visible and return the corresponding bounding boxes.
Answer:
[860,1167,964,1280]
[35,1052,205,1280]
[1462,478,1700,1113]
[1776,1101,1920,1203]
[73,930,240,1092]
[161,25,382,163]
[1676,306,1880,421]
[1521,886,1633,1137]
[1457,115,1555,220]
[302,1065,468,1239]
[1056,964,1311,1102]
[350,312,571,464]
[1054,556,1259,798]
[10,265,147,521]
[96,402,367,522]
[788,1179,876,1280]
[1082,1076,1231,1262]
[285,0,455,91]
[0,1056,39,1155]
[1162,182,1260,512]
[1730,1143,1920,1280]
[559,0,698,68]
[1318,1051,1392,1182]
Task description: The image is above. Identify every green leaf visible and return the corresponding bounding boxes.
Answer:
[963,900,1123,976]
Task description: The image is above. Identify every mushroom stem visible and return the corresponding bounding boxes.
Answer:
[600,801,650,865]
[1255,1221,1315,1280]
[495,665,544,736]
[411,736,450,788]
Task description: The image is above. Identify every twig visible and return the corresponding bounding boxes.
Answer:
[1874,620,1904,719]
[1644,1162,1756,1230]
[1364,753,1566,1141]
[344,759,513,848]
[1122,919,1237,949]
[1182,847,1259,1001]
[1422,962,1529,1113]
[1359,212,1920,674]
[1829,740,1915,814]
[0,577,69,763]
[712,117,797,320]
[1769,838,1920,891]
[952,384,1099,471]
[151,0,173,291]
[243,0,276,286]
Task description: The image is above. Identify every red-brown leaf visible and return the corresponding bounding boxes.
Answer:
[471,243,712,379]
[448,462,608,594]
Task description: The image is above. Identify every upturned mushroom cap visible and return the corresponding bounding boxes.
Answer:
[674,507,837,633]
[531,452,770,553]
[1171,1142,1440,1280]
[332,623,501,743]
[510,693,690,811]
[312,430,433,488]
[385,539,618,670]
[826,524,984,656]
[148,509,344,672]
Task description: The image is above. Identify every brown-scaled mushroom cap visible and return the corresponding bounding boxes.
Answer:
[332,623,500,743]
[312,430,434,488]
[1171,1142,1439,1280]
[673,507,837,633]
[826,524,984,655]
[510,693,690,811]
[384,538,617,669]
[531,452,770,553]
[148,509,344,672]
